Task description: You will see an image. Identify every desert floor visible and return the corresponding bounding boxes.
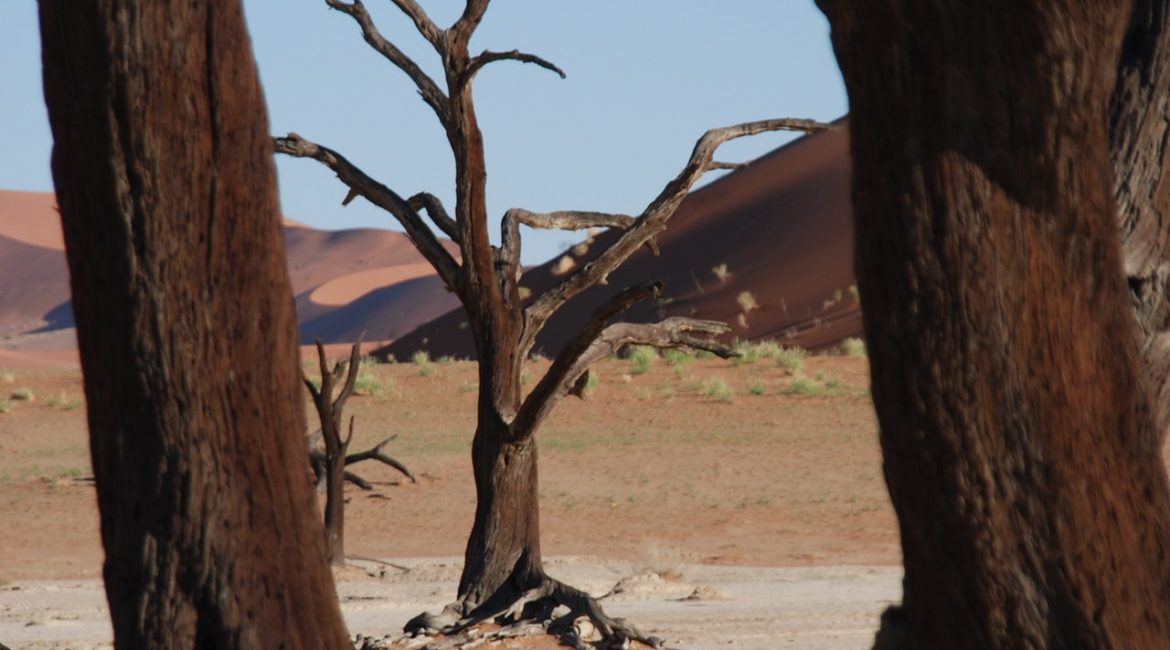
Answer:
[0,350,904,649]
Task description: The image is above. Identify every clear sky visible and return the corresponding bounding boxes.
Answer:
[1,1,847,264]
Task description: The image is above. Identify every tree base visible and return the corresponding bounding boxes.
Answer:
[391,574,664,650]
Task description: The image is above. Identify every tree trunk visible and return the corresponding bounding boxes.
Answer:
[324,418,348,566]
[39,2,350,647]
[457,417,544,610]
[818,2,1170,647]
[1112,0,1170,442]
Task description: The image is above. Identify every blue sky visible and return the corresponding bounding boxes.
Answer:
[1,1,847,264]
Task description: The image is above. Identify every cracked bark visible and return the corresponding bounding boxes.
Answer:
[818,1,1170,647]
[38,1,349,646]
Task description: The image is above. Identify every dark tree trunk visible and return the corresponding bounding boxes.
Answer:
[1112,0,1170,442]
[39,2,350,647]
[818,1,1170,647]
[458,418,543,609]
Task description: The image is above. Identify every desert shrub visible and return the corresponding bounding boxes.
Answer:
[0,400,11,414]
[753,340,784,360]
[353,371,388,397]
[783,377,822,396]
[693,349,715,359]
[748,380,766,396]
[704,377,734,403]
[662,348,694,366]
[848,284,860,302]
[776,347,808,374]
[627,345,657,375]
[411,350,435,376]
[731,341,759,367]
[0,370,14,383]
[825,377,843,390]
[10,387,33,401]
[459,381,478,394]
[838,337,867,357]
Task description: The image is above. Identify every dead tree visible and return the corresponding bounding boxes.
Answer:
[38,0,350,646]
[817,1,1170,647]
[304,340,362,565]
[303,339,416,564]
[276,0,830,644]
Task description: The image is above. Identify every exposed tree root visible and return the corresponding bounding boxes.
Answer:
[400,574,665,650]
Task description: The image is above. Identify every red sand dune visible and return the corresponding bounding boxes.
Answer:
[0,125,860,366]
[0,190,459,357]
[377,124,860,360]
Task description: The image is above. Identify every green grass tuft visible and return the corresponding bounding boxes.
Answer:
[704,377,734,403]
[838,337,867,357]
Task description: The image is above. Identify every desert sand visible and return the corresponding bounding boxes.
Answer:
[0,352,901,649]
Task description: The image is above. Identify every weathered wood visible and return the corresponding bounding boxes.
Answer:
[1111,0,1170,443]
[38,1,350,646]
[818,1,1170,647]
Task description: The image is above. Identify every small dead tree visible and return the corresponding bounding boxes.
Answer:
[277,0,830,644]
[303,338,415,565]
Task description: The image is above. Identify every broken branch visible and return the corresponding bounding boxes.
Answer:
[274,133,462,293]
[466,49,566,82]
[409,192,459,243]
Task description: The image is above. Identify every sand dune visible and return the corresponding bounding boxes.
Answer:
[0,190,460,359]
[1,126,858,366]
[377,123,859,360]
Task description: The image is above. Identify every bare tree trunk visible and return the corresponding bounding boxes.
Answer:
[458,419,543,609]
[818,1,1170,647]
[39,2,350,647]
[1112,0,1170,442]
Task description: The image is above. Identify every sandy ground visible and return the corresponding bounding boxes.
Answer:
[0,352,902,648]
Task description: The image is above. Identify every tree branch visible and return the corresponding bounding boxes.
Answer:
[388,0,444,53]
[523,118,833,343]
[274,133,462,292]
[466,49,566,83]
[500,209,636,302]
[409,192,459,243]
[331,338,364,425]
[345,434,418,483]
[707,160,749,171]
[450,0,490,44]
[514,283,731,436]
[324,0,451,125]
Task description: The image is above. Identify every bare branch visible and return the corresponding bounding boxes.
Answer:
[507,208,635,232]
[524,118,833,343]
[346,435,417,483]
[409,192,459,242]
[513,282,664,434]
[466,49,566,83]
[324,0,451,125]
[332,338,364,420]
[388,0,444,53]
[500,208,636,300]
[707,160,749,171]
[274,133,462,292]
[450,0,490,44]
